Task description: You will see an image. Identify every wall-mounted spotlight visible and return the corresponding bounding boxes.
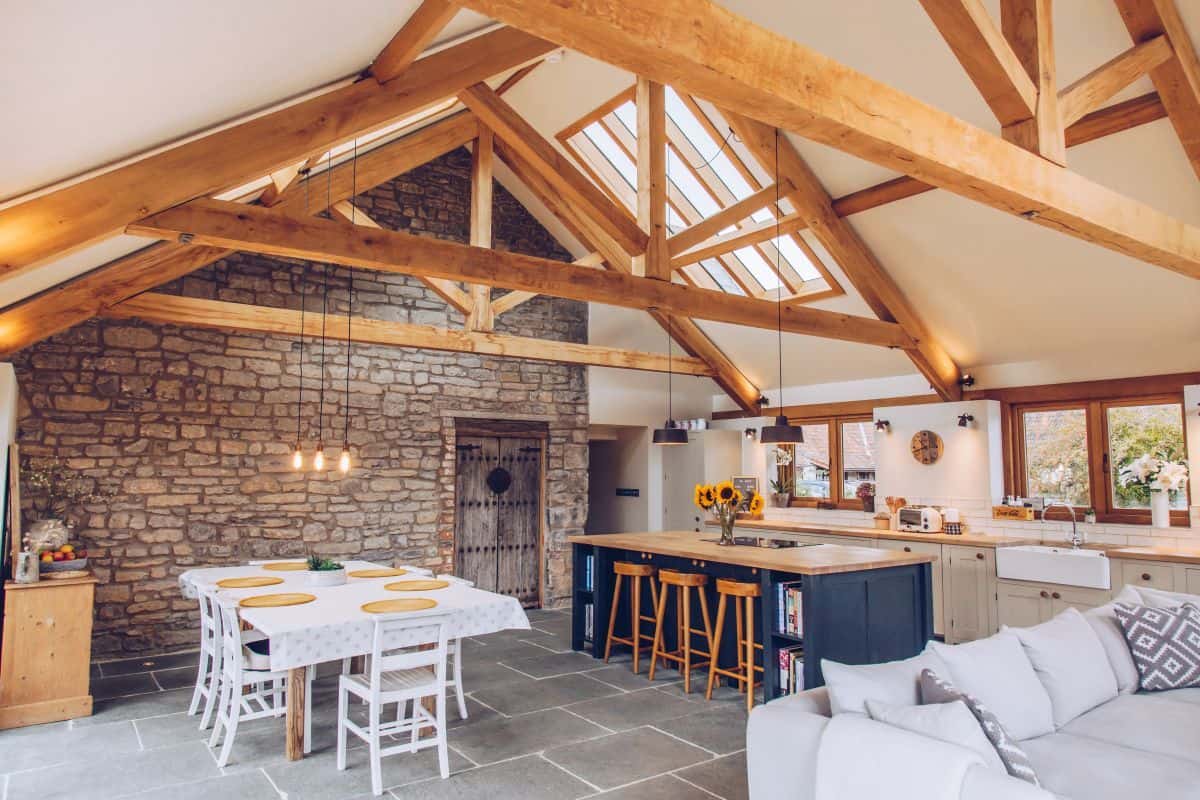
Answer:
[874,419,890,432]
[957,413,975,428]
[959,373,976,388]
[744,427,757,441]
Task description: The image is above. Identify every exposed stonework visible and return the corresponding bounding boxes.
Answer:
[12,148,589,657]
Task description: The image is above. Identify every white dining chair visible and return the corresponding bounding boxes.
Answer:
[336,611,452,795]
[209,595,311,767]
[436,574,473,720]
[187,588,221,728]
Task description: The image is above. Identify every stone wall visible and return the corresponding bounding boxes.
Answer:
[11,148,589,657]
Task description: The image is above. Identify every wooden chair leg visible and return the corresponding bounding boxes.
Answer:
[745,595,756,713]
[697,586,714,661]
[631,574,642,674]
[682,586,692,693]
[648,582,669,681]
[706,593,727,700]
[603,574,623,663]
[734,598,746,694]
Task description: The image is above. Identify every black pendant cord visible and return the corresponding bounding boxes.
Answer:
[344,140,357,449]
[666,319,673,423]
[296,173,310,450]
[774,129,785,410]
[317,153,332,448]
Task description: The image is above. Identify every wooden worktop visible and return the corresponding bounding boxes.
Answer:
[715,517,1038,547]
[1103,545,1200,565]
[568,530,936,575]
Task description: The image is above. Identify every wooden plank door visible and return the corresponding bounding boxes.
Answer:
[497,437,542,606]
[455,437,500,592]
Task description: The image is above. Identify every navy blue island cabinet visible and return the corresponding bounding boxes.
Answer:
[570,531,935,700]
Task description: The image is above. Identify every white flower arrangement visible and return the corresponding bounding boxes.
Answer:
[1119,454,1189,494]
[773,447,793,466]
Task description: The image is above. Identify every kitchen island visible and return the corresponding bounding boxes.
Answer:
[569,531,937,699]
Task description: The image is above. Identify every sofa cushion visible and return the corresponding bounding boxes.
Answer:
[1134,585,1199,609]
[820,648,948,715]
[1009,607,1118,726]
[1114,602,1200,691]
[1060,692,1200,766]
[865,698,1008,774]
[920,669,1041,787]
[1021,730,1200,800]
[930,631,1055,740]
[1084,586,1144,695]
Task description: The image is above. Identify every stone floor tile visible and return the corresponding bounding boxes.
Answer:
[264,736,471,800]
[543,727,710,790]
[119,770,280,800]
[469,673,621,716]
[91,672,160,701]
[591,774,716,799]
[6,740,220,800]
[675,751,749,800]
[0,719,140,774]
[565,687,699,732]
[581,665,681,692]
[153,665,197,691]
[501,650,605,679]
[96,650,198,677]
[75,688,194,727]
[653,704,748,755]
[459,656,530,692]
[393,755,592,800]
[449,707,608,764]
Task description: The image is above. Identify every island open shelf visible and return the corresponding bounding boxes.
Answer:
[568,531,936,699]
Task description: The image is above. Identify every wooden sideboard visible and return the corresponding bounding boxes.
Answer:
[0,574,97,729]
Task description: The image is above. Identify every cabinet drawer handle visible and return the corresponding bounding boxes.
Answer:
[1051,592,1061,600]
[976,553,985,560]
[903,546,912,553]
[1142,573,1152,581]
[1040,591,1050,598]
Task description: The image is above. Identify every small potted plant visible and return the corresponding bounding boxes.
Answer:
[856,482,876,513]
[305,553,347,587]
[769,479,791,508]
[1083,507,1097,524]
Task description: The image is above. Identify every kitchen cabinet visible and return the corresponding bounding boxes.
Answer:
[1185,568,1200,595]
[944,545,996,643]
[876,539,944,636]
[1120,560,1175,592]
[996,579,1112,628]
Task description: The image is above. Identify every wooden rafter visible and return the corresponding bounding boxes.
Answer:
[666,182,790,257]
[127,199,915,349]
[1058,36,1173,127]
[725,112,963,401]
[467,127,496,331]
[0,113,479,356]
[329,201,473,315]
[454,0,1200,281]
[258,162,306,207]
[671,212,807,270]
[368,0,461,82]
[634,78,670,280]
[0,27,553,280]
[1000,0,1065,164]
[107,294,715,377]
[1112,0,1200,181]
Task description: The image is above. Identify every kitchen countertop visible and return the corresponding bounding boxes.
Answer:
[1104,545,1200,565]
[713,518,1039,548]
[569,531,936,575]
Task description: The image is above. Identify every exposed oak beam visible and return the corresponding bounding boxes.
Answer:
[467,127,496,331]
[1059,36,1173,127]
[726,112,963,401]
[106,294,715,377]
[635,78,670,280]
[918,0,1037,125]
[0,113,480,356]
[671,212,807,270]
[459,82,649,256]
[258,162,306,207]
[454,0,1200,280]
[368,0,461,82]
[329,201,473,315]
[127,199,914,349]
[1001,0,1066,164]
[1112,0,1200,181]
[666,182,789,257]
[0,27,552,279]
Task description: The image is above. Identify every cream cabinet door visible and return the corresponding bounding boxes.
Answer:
[945,546,997,643]
[876,540,944,636]
[997,581,1047,629]
[1185,568,1200,595]
[1120,561,1176,592]
[1048,585,1111,616]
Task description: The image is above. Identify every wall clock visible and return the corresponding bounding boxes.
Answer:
[910,430,944,465]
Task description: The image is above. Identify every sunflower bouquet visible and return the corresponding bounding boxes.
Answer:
[695,480,764,545]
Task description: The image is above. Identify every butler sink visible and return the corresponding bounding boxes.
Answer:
[995,545,1112,590]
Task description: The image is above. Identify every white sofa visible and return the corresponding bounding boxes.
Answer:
[746,585,1200,800]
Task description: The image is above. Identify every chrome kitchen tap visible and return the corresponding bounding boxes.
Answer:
[1043,501,1082,548]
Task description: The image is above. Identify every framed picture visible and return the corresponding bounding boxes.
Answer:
[731,475,758,510]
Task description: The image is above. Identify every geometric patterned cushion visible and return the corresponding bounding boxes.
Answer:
[1114,602,1200,692]
[919,669,1041,787]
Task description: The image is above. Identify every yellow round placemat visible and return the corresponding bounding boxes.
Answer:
[384,579,450,592]
[239,592,316,608]
[348,568,408,579]
[261,562,308,571]
[362,598,438,614]
[217,576,284,589]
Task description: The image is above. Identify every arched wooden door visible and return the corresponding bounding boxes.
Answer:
[454,423,543,607]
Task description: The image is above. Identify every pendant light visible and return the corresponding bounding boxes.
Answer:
[339,141,358,475]
[291,168,312,470]
[313,153,333,472]
[759,129,804,445]
[652,315,688,445]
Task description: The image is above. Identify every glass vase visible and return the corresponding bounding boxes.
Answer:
[718,514,736,546]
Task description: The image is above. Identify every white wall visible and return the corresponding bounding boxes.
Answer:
[586,428,652,534]
[0,364,17,555]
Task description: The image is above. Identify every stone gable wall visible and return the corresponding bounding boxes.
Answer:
[11,148,589,656]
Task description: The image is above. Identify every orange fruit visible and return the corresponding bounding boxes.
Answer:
[60,544,74,553]
[40,552,53,562]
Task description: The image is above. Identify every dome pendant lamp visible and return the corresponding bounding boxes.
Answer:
[759,129,804,446]
[652,315,688,446]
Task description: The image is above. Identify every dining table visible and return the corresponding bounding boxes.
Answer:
[179,559,530,760]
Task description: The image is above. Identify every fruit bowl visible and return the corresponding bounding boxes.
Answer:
[41,557,88,572]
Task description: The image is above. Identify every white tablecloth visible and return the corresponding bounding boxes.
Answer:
[179,561,530,671]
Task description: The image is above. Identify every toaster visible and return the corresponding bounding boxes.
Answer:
[897,506,944,533]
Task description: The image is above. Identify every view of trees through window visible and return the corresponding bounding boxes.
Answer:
[790,425,831,498]
[1107,403,1187,510]
[1023,408,1091,506]
[841,420,876,499]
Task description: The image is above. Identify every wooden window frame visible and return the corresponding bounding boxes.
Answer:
[778,414,875,511]
[1010,393,1190,527]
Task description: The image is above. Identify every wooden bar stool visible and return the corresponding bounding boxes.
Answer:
[706,578,764,712]
[603,561,660,673]
[649,570,714,693]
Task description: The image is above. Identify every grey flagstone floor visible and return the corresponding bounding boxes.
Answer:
[0,608,750,800]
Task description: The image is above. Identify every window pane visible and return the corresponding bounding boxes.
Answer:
[841,420,877,500]
[792,425,831,498]
[732,247,782,291]
[1107,403,1188,510]
[1023,408,1090,506]
[582,123,637,189]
